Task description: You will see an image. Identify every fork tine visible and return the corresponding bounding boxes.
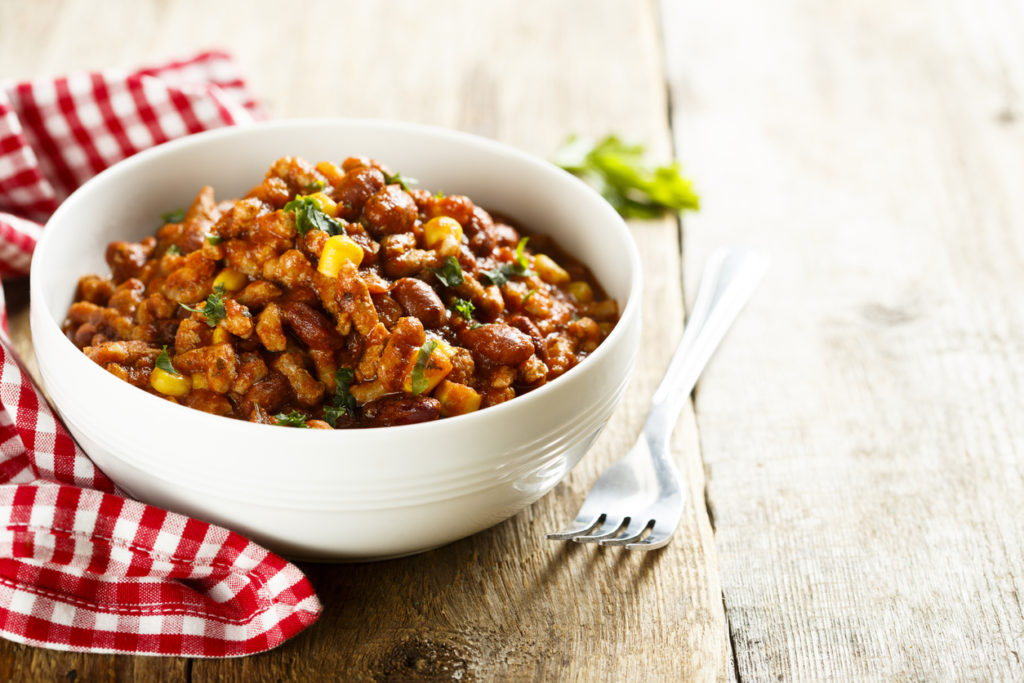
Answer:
[598,518,654,546]
[624,526,673,551]
[546,513,605,540]
[573,517,629,543]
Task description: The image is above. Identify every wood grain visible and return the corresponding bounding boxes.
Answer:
[663,0,1024,679]
[0,0,730,680]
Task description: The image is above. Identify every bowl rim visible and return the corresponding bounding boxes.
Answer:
[31,117,643,441]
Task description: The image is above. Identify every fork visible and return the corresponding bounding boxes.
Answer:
[547,248,768,549]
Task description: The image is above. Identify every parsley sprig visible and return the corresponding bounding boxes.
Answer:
[410,340,439,396]
[449,298,475,320]
[161,209,186,224]
[180,283,227,328]
[155,346,180,376]
[481,237,532,286]
[431,256,464,287]
[384,171,417,193]
[284,196,345,236]
[554,135,699,219]
[274,411,310,428]
[323,367,358,427]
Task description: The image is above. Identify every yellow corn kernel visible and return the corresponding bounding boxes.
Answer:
[534,253,570,285]
[403,340,455,395]
[151,367,191,397]
[422,216,464,248]
[305,191,338,218]
[435,380,482,417]
[213,267,247,292]
[314,161,344,186]
[191,372,208,390]
[317,234,363,276]
[212,327,232,344]
[566,280,594,303]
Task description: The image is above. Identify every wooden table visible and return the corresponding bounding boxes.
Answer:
[2,0,1022,680]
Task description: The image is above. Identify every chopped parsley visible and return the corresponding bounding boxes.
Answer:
[514,236,530,269]
[431,256,464,287]
[283,196,345,236]
[161,209,186,224]
[180,283,227,328]
[323,367,358,427]
[450,298,475,320]
[383,171,417,193]
[206,234,223,245]
[410,340,439,396]
[155,346,180,376]
[274,411,310,428]
[433,190,445,200]
[166,244,183,256]
[553,134,699,219]
[304,179,326,192]
[482,237,533,286]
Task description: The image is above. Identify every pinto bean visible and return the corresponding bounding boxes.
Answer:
[278,300,342,350]
[391,278,446,328]
[459,323,534,365]
[362,395,441,427]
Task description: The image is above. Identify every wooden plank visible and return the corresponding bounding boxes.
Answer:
[0,0,731,679]
[662,0,1024,678]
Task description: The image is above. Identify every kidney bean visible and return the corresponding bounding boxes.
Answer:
[363,185,418,237]
[239,372,292,418]
[278,300,342,350]
[335,167,385,220]
[391,278,446,328]
[459,323,534,365]
[362,395,441,427]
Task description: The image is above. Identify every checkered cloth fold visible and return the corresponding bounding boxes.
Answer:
[0,52,321,656]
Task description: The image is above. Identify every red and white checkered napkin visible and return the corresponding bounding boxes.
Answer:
[0,52,322,656]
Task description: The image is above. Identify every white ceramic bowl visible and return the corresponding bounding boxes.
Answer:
[30,119,642,560]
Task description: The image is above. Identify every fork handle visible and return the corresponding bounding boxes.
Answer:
[645,248,769,445]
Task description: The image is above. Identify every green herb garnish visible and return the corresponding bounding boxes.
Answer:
[180,283,227,328]
[384,171,417,193]
[514,236,529,269]
[432,256,464,287]
[304,180,326,192]
[274,411,310,428]
[206,234,223,246]
[450,298,475,320]
[166,244,183,256]
[482,237,533,286]
[323,367,358,427]
[522,289,537,305]
[283,196,345,236]
[161,209,186,224]
[410,340,439,396]
[553,135,699,219]
[433,190,445,200]
[155,346,180,376]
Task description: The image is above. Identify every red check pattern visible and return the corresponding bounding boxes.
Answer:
[0,53,321,657]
